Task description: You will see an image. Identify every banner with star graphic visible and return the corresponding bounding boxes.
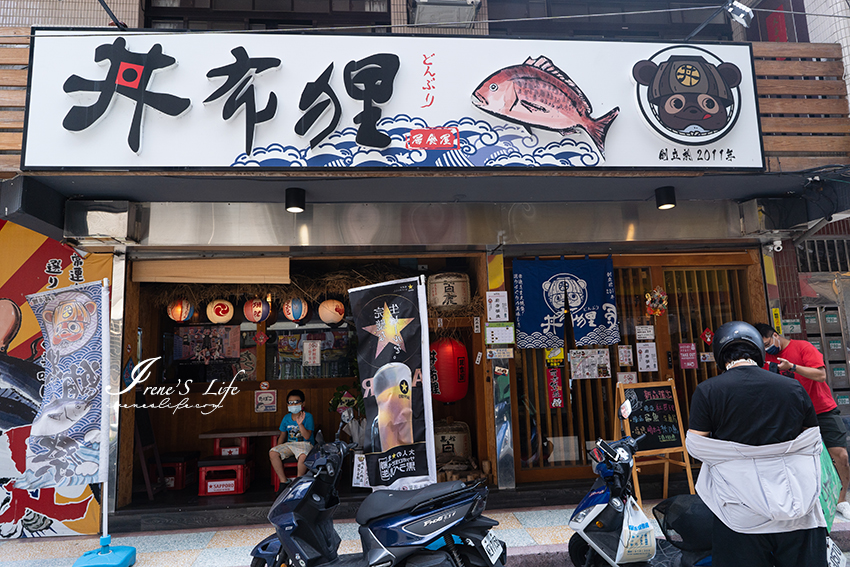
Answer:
[348,276,436,490]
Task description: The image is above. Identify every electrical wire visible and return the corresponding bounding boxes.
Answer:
[0,4,724,38]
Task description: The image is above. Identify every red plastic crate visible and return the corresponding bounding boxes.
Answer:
[198,456,253,496]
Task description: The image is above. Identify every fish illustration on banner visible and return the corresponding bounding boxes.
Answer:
[18,282,109,489]
[513,258,620,349]
[348,277,436,490]
[471,56,620,157]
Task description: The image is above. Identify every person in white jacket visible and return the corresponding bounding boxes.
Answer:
[686,321,826,567]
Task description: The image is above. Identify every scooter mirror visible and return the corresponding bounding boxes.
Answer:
[341,408,354,424]
[619,399,632,419]
[315,430,324,446]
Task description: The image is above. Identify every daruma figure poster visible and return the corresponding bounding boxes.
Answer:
[348,277,436,490]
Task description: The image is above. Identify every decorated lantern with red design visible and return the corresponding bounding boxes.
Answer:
[318,299,345,325]
[167,299,194,322]
[207,299,234,324]
[429,338,469,403]
[282,298,310,323]
[243,298,271,323]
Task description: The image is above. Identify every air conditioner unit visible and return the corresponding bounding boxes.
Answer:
[409,0,481,28]
[740,197,809,235]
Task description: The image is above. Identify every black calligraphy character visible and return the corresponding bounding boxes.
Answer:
[343,54,400,148]
[205,47,281,155]
[62,37,191,154]
[295,64,342,149]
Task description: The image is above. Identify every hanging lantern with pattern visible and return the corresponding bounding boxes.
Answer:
[243,298,271,323]
[207,299,234,324]
[282,298,310,323]
[167,299,194,322]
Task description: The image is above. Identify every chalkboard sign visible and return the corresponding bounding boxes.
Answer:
[614,379,694,506]
[619,381,684,452]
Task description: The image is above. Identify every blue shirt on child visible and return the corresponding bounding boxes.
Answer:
[279,412,314,443]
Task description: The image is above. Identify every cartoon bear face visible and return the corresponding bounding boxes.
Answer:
[633,55,742,136]
[542,274,588,313]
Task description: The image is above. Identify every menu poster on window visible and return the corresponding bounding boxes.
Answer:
[699,352,715,363]
[569,349,611,380]
[255,390,277,413]
[678,343,697,370]
[618,345,633,366]
[547,367,564,408]
[303,340,322,367]
[486,291,510,322]
[635,325,655,341]
[617,372,638,384]
[637,342,658,372]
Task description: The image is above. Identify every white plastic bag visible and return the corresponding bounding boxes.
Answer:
[616,498,656,564]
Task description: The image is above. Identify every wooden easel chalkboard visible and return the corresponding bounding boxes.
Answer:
[615,379,695,507]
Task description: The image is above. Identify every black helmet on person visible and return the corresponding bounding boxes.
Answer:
[712,321,765,368]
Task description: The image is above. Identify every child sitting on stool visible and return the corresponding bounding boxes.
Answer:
[269,389,314,487]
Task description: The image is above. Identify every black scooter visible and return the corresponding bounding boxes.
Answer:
[251,409,506,567]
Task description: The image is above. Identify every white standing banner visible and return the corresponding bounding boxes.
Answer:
[23,30,763,170]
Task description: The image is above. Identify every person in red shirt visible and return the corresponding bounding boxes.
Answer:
[755,323,850,517]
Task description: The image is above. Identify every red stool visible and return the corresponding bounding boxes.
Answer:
[271,457,300,491]
[149,451,199,490]
[198,455,254,496]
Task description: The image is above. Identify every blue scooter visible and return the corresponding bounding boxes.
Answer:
[251,409,506,567]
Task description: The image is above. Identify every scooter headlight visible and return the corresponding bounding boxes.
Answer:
[571,507,592,525]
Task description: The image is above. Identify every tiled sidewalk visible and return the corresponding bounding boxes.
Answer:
[0,502,847,567]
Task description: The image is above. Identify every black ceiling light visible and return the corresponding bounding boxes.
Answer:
[655,186,676,210]
[285,187,306,213]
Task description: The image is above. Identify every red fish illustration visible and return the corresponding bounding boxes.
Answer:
[471,56,619,156]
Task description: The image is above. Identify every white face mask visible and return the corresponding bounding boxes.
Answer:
[289,404,302,414]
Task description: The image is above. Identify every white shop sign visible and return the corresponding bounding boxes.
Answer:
[23,30,763,170]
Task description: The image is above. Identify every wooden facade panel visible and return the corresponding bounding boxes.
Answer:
[132,258,291,284]
[766,155,850,172]
[0,132,22,151]
[760,117,850,134]
[754,59,844,77]
[756,79,846,97]
[0,69,27,87]
[0,47,28,65]
[758,97,849,115]
[0,90,25,108]
[752,42,842,59]
[762,136,850,153]
[0,154,20,177]
[0,111,24,129]
[0,28,31,45]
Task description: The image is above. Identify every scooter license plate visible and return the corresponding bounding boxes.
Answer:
[481,530,503,565]
[827,536,846,567]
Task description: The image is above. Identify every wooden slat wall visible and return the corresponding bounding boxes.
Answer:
[0,28,27,178]
[753,42,850,173]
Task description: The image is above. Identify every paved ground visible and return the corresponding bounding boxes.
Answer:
[0,501,848,566]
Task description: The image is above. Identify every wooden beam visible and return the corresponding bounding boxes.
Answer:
[754,59,844,77]
[0,47,28,65]
[756,78,846,97]
[132,257,291,283]
[0,69,27,87]
[760,117,850,134]
[762,136,850,154]
[752,42,842,59]
[758,98,849,115]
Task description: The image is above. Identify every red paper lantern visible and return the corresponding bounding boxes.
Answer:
[429,338,469,403]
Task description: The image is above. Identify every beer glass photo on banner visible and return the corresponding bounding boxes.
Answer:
[349,276,436,490]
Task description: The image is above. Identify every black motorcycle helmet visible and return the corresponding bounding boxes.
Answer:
[712,321,765,368]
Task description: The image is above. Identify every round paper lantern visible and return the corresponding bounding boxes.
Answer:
[318,299,345,325]
[429,338,469,403]
[167,299,194,322]
[282,298,310,323]
[243,298,271,323]
[206,299,234,324]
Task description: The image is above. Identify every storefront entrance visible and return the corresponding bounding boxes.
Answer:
[511,251,766,482]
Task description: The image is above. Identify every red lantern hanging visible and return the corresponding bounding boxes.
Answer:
[429,338,469,403]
